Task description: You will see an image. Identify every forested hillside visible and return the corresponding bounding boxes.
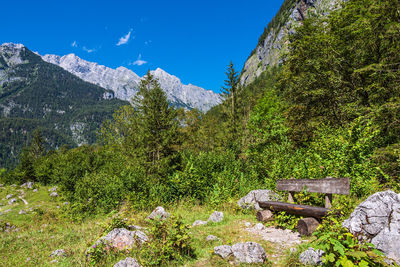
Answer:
[1,0,399,266]
[0,44,128,167]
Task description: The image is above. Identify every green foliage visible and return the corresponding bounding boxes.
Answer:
[313,211,389,267]
[139,216,195,265]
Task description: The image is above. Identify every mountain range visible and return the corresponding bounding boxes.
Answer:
[42,53,221,112]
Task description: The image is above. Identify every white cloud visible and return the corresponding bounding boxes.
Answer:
[131,54,147,66]
[82,46,96,53]
[71,41,78,47]
[116,29,133,46]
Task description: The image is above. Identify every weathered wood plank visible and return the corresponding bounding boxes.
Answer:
[276,177,350,195]
[258,201,329,219]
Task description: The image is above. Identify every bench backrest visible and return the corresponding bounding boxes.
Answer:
[276,177,350,195]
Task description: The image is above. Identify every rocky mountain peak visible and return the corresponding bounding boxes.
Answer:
[42,53,220,111]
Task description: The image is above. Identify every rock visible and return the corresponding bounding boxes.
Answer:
[97,228,148,251]
[49,249,66,257]
[8,198,17,205]
[237,189,281,210]
[244,222,252,227]
[147,206,170,220]
[231,242,267,263]
[214,245,233,259]
[50,259,58,263]
[113,257,140,267]
[299,247,324,266]
[25,257,31,263]
[6,194,13,199]
[63,202,69,205]
[256,210,274,222]
[0,184,3,187]
[253,223,266,231]
[33,189,38,192]
[208,211,223,223]
[343,190,400,264]
[19,210,26,215]
[11,184,16,187]
[21,182,34,189]
[4,209,12,213]
[192,220,208,227]
[49,186,57,192]
[206,235,219,241]
[50,192,59,197]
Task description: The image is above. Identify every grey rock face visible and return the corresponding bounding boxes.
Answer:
[8,198,17,204]
[99,228,148,251]
[49,249,66,258]
[206,235,219,241]
[50,192,59,197]
[113,257,140,267]
[343,190,400,264]
[192,220,208,227]
[237,190,281,210]
[208,211,223,223]
[299,247,324,266]
[231,242,267,263]
[147,206,170,220]
[214,245,233,259]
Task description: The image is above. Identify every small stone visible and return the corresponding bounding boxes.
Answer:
[25,257,31,263]
[33,189,38,192]
[50,249,66,258]
[50,259,58,263]
[19,210,26,215]
[253,223,266,231]
[214,245,233,259]
[21,182,34,189]
[4,209,12,213]
[6,194,13,199]
[11,184,16,187]
[244,222,252,227]
[208,211,223,223]
[63,202,69,205]
[113,257,141,267]
[49,186,58,192]
[50,192,59,197]
[231,242,267,263]
[192,220,208,227]
[8,198,17,205]
[206,235,219,241]
[299,247,324,266]
[96,228,148,251]
[147,206,170,220]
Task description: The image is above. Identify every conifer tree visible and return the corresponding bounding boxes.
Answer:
[221,62,240,146]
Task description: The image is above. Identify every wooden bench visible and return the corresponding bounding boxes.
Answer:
[257,177,350,235]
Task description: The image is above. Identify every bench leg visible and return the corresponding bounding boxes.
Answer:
[325,194,332,209]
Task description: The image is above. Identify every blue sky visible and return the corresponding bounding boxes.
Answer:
[1,0,284,93]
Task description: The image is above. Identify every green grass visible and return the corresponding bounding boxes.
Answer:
[0,185,308,266]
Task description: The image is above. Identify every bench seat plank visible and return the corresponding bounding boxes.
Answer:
[276,178,350,195]
[258,201,329,219]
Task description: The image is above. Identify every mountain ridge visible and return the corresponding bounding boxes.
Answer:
[42,53,221,112]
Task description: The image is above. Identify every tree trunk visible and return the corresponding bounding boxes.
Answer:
[297,217,320,236]
[258,201,329,219]
[256,210,274,222]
